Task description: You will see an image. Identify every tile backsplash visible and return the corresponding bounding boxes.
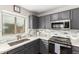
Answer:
[1,29,79,44]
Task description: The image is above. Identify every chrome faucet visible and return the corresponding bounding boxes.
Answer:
[16,35,21,40]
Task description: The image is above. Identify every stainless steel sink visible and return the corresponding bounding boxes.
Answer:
[8,39,30,46]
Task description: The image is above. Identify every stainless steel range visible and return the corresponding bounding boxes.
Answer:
[48,36,72,54]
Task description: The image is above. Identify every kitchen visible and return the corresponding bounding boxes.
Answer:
[0,5,79,54]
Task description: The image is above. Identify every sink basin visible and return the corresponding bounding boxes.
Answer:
[8,39,30,46]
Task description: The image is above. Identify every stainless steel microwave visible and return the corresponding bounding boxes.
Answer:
[51,20,70,29]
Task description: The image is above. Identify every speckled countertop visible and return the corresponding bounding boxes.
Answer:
[0,36,50,54]
[0,29,79,54]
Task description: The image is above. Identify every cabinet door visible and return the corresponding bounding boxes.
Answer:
[39,16,46,29]
[72,46,79,54]
[33,16,39,29]
[24,41,34,54]
[50,13,58,21]
[40,39,48,54]
[45,15,51,29]
[15,50,25,54]
[7,45,24,54]
[71,8,79,29]
[61,11,70,20]
[29,15,39,29]
[24,46,35,54]
[24,39,40,54]
[58,11,70,20]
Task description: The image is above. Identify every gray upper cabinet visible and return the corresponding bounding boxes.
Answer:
[50,13,58,21]
[29,15,39,29]
[33,16,39,29]
[39,15,51,29]
[29,15,34,29]
[58,10,70,20]
[45,15,51,29]
[71,8,79,29]
[39,16,46,29]
[50,10,70,21]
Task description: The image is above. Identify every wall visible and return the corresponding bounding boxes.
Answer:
[38,5,79,16]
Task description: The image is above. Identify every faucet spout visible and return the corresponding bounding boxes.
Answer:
[16,35,21,40]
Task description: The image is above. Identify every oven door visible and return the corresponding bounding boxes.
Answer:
[60,46,72,54]
[49,41,72,54]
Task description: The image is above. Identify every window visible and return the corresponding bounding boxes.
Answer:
[2,12,25,35]
[2,13,15,35]
[16,17,25,33]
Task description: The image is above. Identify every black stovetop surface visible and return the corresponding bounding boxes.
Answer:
[49,36,72,45]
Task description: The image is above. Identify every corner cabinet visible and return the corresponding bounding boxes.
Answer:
[24,39,40,54]
[29,15,39,29]
[40,39,49,54]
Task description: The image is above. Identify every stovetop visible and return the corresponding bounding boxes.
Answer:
[49,36,72,45]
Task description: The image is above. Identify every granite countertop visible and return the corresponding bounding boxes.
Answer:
[0,36,50,54]
[0,30,79,54]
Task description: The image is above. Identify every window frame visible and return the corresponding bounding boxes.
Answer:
[2,12,25,35]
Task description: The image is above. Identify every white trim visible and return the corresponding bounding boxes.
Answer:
[2,10,26,18]
[38,6,79,16]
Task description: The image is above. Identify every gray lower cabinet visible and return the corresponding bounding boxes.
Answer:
[16,50,25,54]
[6,39,49,54]
[40,39,48,54]
[24,39,40,54]
[7,45,25,54]
[71,8,79,29]
[72,46,79,54]
[7,39,40,54]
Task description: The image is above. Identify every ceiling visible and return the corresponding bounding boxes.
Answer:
[20,5,64,13]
